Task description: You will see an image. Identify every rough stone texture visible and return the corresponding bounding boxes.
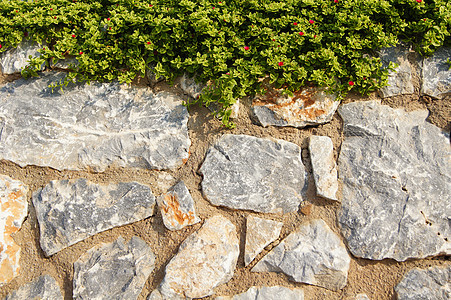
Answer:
[73,236,155,300]
[146,63,164,85]
[4,275,63,300]
[244,216,283,266]
[200,134,307,214]
[309,135,339,201]
[179,73,206,99]
[0,40,45,75]
[52,57,79,69]
[252,219,350,291]
[395,266,450,300]
[159,215,239,299]
[0,175,28,286]
[32,178,155,256]
[338,100,451,261]
[251,84,339,128]
[354,294,370,300]
[215,286,304,300]
[147,290,164,300]
[157,181,200,231]
[378,45,415,98]
[0,72,190,172]
[422,47,451,99]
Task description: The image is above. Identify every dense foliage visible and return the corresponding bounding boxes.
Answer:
[1,0,450,127]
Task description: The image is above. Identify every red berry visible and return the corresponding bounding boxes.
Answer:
[149,4,153,7]
[0,44,2,49]
[334,0,338,3]
[416,0,422,3]
[226,72,230,75]
[299,32,304,35]
[272,39,275,41]
[72,34,76,38]
[212,6,215,9]
[107,18,110,21]
[293,22,298,25]
[109,27,111,30]
[147,41,151,44]
[349,81,354,86]
[278,62,284,66]
[79,51,83,55]
[50,8,53,11]
[244,46,249,50]
[54,16,57,19]
[309,20,315,24]
[314,35,317,38]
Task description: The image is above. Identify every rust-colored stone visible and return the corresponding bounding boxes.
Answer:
[161,194,195,227]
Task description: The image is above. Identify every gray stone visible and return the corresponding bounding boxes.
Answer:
[52,57,79,69]
[379,45,415,97]
[252,219,350,291]
[251,84,339,128]
[157,181,201,231]
[244,216,283,266]
[422,47,451,99]
[146,63,164,85]
[309,135,339,201]
[73,236,155,300]
[159,215,239,299]
[200,134,307,214]
[0,40,45,75]
[355,294,370,300]
[33,178,155,256]
[0,72,190,172]
[179,73,206,99]
[215,286,304,300]
[338,100,451,261]
[395,266,450,300]
[4,275,63,300]
[147,289,164,300]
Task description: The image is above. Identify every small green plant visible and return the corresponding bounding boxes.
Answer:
[1,0,450,127]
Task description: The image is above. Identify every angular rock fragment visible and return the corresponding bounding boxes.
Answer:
[379,45,415,98]
[179,73,206,99]
[73,236,155,300]
[422,47,451,99]
[52,57,79,69]
[4,275,63,300]
[252,219,350,291]
[159,215,239,299]
[0,175,28,285]
[157,181,200,231]
[33,178,155,256]
[0,40,45,75]
[354,294,370,300]
[309,135,339,201]
[395,266,450,300]
[251,84,339,128]
[215,286,304,300]
[338,100,451,261]
[147,289,164,300]
[200,134,307,214]
[244,216,283,266]
[0,72,190,172]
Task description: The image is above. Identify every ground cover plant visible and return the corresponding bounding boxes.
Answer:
[0,0,450,127]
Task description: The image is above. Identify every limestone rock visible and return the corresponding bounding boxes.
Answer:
[395,266,450,300]
[147,289,164,300]
[159,215,239,299]
[179,73,206,99]
[251,85,339,128]
[0,175,28,285]
[200,134,307,214]
[422,47,451,99]
[0,40,45,75]
[355,294,370,300]
[0,72,190,172]
[379,45,415,97]
[4,275,63,300]
[157,181,200,231]
[33,178,155,256]
[309,135,339,201]
[52,57,79,69]
[244,216,283,266]
[338,100,450,261]
[216,286,304,300]
[73,236,155,300]
[252,219,350,291]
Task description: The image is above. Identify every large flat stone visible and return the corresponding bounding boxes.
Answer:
[0,175,28,286]
[0,40,45,75]
[159,215,239,299]
[0,72,190,172]
[73,236,155,300]
[215,286,304,300]
[338,100,450,261]
[252,219,350,291]
[200,134,307,214]
[4,275,63,300]
[33,178,155,256]
[395,266,450,300]
[422,47,451,99]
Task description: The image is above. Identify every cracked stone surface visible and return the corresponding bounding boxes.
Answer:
[422,47,451,99]
[73,236,155,300]
[395,266,450,300]
[159,215,239,299]
[309,135,339,201]
[157,181,200,231]
[338,100,451,261]
[0,40,45,75]
[0,72,190,172]
[0,175,28,286]
[200,134,307,214]
[33,178,155,256]
[252,219,350,291]
[4,275,62,300]
[215,286,304,300]
[251,84,339,128]
[244,215,283,266]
